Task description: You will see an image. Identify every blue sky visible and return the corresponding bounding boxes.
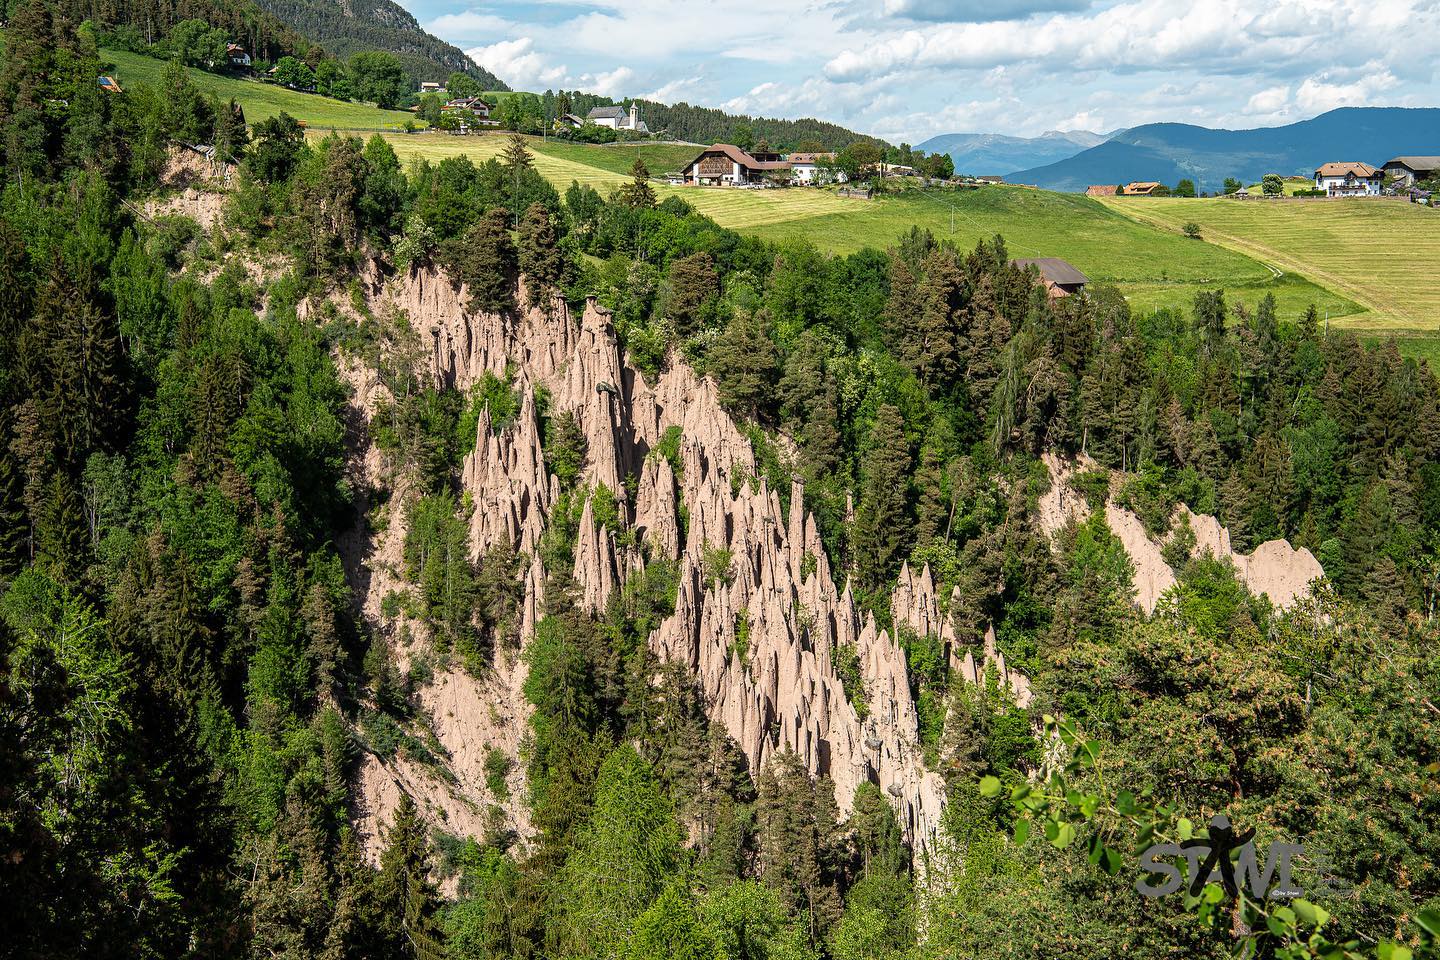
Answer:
[407,0,1440,144]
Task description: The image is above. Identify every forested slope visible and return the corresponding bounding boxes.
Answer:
[0,3,1437,959]
[255,0,507,88]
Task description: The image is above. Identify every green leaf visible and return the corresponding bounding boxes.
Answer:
[1116,790,1137,815]
[978,775,1001,797]
[1102,847,1123,875]
[1178,818,1194,840]
[1013,817,1030,845]
[1417,907,1440,937]
[1292,899,1330,929]
[1050,821,1076,849]
[1377,944,1413,960]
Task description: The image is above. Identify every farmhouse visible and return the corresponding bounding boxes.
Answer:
[420,81,445,95]
[444,97,491,119]
[683,144,791,186]
[1012,258,1088,298]
[226,44,251,68]
[788,152,838,184]
[587,104,649,134]
[1314,162,1382,196]
[1086,184,1119,197]
[1123,181,1161,196]
[1383,156,1440,188]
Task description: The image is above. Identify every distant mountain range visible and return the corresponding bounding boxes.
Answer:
[1009,107,1440,192]
[915,129,1112,175]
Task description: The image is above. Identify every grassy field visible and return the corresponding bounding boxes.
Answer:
[361,133,1354,323]
[102,48,421,130]
[1098,196,1440,334]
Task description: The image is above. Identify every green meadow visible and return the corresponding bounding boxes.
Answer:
[102,48,421,129]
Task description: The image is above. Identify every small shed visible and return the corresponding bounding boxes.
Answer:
[1012,257,1088,298]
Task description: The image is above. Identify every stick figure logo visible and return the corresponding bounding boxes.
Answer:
[1134,814,1346,900]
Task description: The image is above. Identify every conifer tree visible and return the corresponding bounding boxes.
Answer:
[853,404,912,592]
[516,202,564,306]
[376,796,448,960]
[448,208,517,315]
[617,158,657,208]
[710,310,779,419]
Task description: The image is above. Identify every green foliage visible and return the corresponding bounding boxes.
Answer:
[457,369,524,450]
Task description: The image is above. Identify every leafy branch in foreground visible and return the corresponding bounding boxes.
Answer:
[979,716,1440,960]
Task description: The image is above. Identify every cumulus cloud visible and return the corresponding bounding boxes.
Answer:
[881,0,1092,22]
[434,0,1436,143]
[584,66,637,97]
[466,38,568,89]
[1053,109,1105,132]
[427,10,513,44]
[645,76,706,103]
[826,0,1440,82]
[1296,67,1399,113]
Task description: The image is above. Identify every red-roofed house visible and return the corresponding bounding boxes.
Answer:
[683,144,791,185]
[1314,162,1382,196]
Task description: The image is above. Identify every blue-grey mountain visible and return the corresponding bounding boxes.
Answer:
[1010,107,1440,192]
[915,129,1109,175]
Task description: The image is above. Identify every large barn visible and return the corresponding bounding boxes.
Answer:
[682,144,791,186]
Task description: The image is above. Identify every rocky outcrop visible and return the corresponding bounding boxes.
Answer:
[1040,453,1324,614]
[369,267,956,850]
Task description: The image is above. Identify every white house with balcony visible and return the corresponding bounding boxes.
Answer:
[1314,161,1383,196]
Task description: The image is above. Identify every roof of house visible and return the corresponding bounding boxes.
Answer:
[1085,184,1119,196]
[787,152,835,164]
[1012,257,1088,286]
[1123,181,1160,194]
[1315,161,1381,178]
[226,43,247,53]
[98,75,122,93]
[587,105,628,119]
[686,144,792,171]
[1385,156,1440,172]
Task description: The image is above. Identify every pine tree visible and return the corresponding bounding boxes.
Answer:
[447,208,517,315]
[853,404,911,592]
[617,158,657,208]
[376,795,448,960]
[904,249,961,385]
[516,202,564,307]
[710,310,779,419]
[663,252,720,339]
[755,751,844,939]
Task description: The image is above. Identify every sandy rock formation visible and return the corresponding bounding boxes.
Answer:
[364,266,954,850]
[1039,454,1323,614]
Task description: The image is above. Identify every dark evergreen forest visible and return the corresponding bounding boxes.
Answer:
[0,4,1436,959]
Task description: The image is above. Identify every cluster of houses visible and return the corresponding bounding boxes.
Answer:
[1086,156,1438,200]
[1312,157,1439,197]
[668,143,985,188]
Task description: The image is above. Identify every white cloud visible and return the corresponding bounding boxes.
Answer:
[1296,68,1399,113]
[645,76,706,103]
[427,10,513,44]
[1053,110,1104,133]
[467,38,568,90]
[881,0,1092,22]
[431,0,1440,144]
[584,66,637,97]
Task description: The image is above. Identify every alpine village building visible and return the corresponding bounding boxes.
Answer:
[682,144,791,185]
[1314,162,1383,196]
